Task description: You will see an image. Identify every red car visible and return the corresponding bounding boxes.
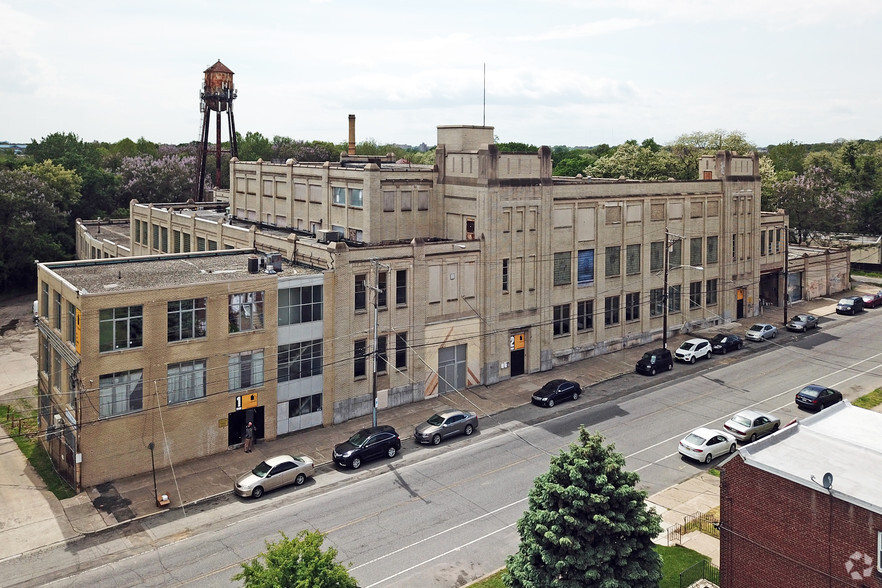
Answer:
[861,290,882,308]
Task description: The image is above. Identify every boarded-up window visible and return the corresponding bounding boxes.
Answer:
[626,244,641,274]
[554,252,572,286]
[428,266,441,303]
[553,207,573,228]
[503,210,511,233]
[708,200,719,217]
[462,262,476,298]
[294,183,307,201]
[691,201,704,218]
[246,178,257,195]
[668,201,684,219]
[516,209,524,231]
[418,190,429,211]
[528,207,538,231]
[444,264,457,301]
[383,191,395,212]
[576,207,595,241]
[626,203,642,222]
[263,179,272,195]
[605,205,622,224]
[401,191,412,211]
[309,185,322,203]
[651,202,665,221]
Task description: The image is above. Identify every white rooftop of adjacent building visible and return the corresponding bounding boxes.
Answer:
[737,402,882,515]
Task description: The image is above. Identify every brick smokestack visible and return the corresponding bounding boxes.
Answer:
[348,114,356,155]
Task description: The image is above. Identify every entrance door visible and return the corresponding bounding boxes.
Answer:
[510,331,525,376]
[438,344,466,394]
[736,288,745,319]
[228,406,264,447]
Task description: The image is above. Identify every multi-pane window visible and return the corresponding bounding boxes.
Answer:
[605,246,621,278]
[650,288,665,317]
[167,359,207,404]
[349,188,363,207]
[502,259,509,292]
[52,350,61,391]
[707,236,719,264]
[278,286,323,325]
[278,340,323,382]
[553,304,571,336]
[183,233,191,252]
[650,242,664,272]
[577,249,595,285]
[228,292,264,332]
[378,272,387,308]
[53,291,62,330]
[333,187,346,205]
[168,298,207,342]
[41,335,50,374]
[669,240,682,267]
[760,231,767,256]
[377,335,388,374]
[689,281,702,309]
[41,282,49,318]
[288,394,323,417]
[554,252,572,286]
[152,225,159,250]
[99,306,143,352]
[626,244,641,275]
[354,274,367,311]
[577,300,594,331]
[604,296,620,326]
[67,302,77,344]
[229,350,264,390]
[706,279,718,305]
[395,332,407,369]
[197,237,206,252]
[354,339,367,378]
[625,292,640,321]
[690,237,703,267]
[99,370,143,418]
[668,285,682,313]
[396,270,407,305]
[732,234,737,261]
[161,227,168,252]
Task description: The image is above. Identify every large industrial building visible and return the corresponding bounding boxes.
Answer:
[40,123,800,489]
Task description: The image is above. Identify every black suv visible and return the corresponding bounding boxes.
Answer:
[635,348,673,375]
[333,425,401,469]
[836,296,864,315]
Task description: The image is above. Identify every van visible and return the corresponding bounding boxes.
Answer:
[835,296,864,315]
[635,348,673,376]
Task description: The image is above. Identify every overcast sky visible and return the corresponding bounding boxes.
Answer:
[3,0,881,150]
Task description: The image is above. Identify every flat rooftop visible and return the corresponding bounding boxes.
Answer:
[44,251,322,295]
[738,402,882,514]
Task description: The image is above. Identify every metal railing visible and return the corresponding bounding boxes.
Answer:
[679,559,720,588]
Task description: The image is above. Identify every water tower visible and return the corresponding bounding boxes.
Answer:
[197,60,238,201]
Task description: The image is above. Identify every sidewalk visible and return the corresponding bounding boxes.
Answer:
[2,283,880,562]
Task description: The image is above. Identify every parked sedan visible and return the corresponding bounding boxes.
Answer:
[531,379,581,408]
[678,428,737,464]
[861,291,882,308]
[675,338,712,363]
[795,384,843,411]
[723,410,781,443]
[414,409,478,445]
[234,454,315,499]
[635,348,674,375]
[333,425,401,469]
[746,323,778,341]
[709,334,743,354]
[786,314,819,332]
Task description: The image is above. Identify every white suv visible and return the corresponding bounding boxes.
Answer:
[675,338,711,363]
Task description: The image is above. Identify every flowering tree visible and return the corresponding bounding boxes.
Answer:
[119,154,196,204]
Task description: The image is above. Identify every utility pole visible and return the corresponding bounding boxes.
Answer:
[663,229,671,349]
[366,258,390,427]
[783,224,789,325]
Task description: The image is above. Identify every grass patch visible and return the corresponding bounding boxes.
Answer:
[708,467,721,477]
[854,388,882,410]
[0,402,76,500]
[466,545,712,588]
[852,269,882,279]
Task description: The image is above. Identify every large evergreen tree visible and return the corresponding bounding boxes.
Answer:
[505,427,662,588]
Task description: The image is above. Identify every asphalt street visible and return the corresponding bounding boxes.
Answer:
[5,305,880,587]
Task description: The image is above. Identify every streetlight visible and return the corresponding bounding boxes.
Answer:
[783,224,789,325]
[662,228,703,349]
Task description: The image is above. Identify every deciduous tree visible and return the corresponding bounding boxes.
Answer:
[232,530,358,588]
[505,427,662,588]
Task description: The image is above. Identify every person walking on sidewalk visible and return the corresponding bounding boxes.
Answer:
[244,421,255,453]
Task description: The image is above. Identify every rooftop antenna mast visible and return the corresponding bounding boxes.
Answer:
[483,63,486,126]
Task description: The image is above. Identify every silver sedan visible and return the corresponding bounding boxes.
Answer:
[786,314,818,332]
[414,409,478,445]
[234,454,315,498]
[746,323,778,341]
[723,409,781,442]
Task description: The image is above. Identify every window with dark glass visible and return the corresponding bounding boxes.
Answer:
[577,249,595,285]
[395,332,407,369]
[604,296,620,326]
[354,339,367,378]
[554,252,572,286]
[278,340,323,382]
[689,281,702,309]
[625,292,640,321]
[168,298,207,342]
[553,304,570,336]
[99,306,143,352]
[577,300,593,331]
[396,270,407,305]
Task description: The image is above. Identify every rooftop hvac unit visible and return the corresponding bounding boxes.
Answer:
[317,230,342,244]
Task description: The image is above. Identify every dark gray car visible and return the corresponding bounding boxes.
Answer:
[786,314,818,332]
[414,409,479,445]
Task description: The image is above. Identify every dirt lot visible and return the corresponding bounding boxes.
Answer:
[0,294,36,336]
[0,293,39,404]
